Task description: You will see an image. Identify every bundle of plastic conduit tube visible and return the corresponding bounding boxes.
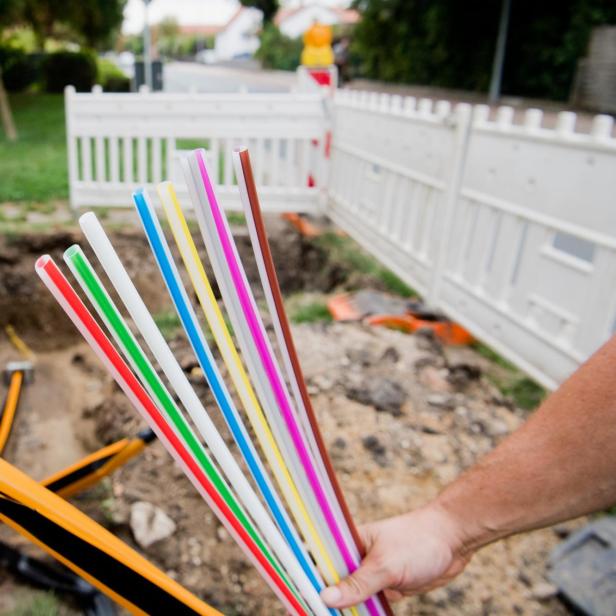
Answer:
[33,146,393,616]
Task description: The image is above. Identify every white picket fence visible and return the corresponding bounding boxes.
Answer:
[65,85,328,212]
[65,85,616,389]
[329,89,616,389]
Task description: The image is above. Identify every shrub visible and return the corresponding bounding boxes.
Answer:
[255,24,302,71]
[43,51,97,93]
[0,46,41,92]
[97,58,130,92]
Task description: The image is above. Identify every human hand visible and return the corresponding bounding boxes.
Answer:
[320,503,472,607]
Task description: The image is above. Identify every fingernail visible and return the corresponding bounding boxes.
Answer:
[321,586,342,605]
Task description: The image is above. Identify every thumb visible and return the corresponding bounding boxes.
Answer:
[320,555,392,609]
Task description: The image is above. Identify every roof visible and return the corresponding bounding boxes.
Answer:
[179,24,224,36]
[178,7,260,37]
[275,5,360,27]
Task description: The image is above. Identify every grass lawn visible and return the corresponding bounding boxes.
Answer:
[0,94,67,203]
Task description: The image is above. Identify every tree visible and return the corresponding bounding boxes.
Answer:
[255,23,302,71]
[351,0,616,101]
[158,17,180,40]
[156,17,180,58]
[17,0,126,50]
[66,0,126,49]
[0,0,22,140]
[239,0,279,24]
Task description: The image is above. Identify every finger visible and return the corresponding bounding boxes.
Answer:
[320,555,393,609]
[356,523,375,552]
[358,519,387,552]
[384,589,405,602]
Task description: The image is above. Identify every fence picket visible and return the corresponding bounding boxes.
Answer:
[109,137,119,182]
[81,137,92,182]
[137,136,147,183]
[152,137,162,183]
[123,137,133,183]
[95,136,105,181]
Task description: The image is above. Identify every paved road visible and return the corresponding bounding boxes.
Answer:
[164,61,296,93]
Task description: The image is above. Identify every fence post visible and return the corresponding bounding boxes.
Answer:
[427,102,473,305]
[64,85,77,210]
[317,94,332,213]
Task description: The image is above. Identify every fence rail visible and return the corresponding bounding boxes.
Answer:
[65,85,616,390]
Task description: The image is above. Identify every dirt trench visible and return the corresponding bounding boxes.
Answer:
[0,220,577,615]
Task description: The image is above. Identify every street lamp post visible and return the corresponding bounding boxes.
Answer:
[143,0,153,90]
[489,0,512,104]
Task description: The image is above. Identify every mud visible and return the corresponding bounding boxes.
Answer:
[0,222,578,615]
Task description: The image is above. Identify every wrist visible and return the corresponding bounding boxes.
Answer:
[432,484,502,557]
[416,498,473,560]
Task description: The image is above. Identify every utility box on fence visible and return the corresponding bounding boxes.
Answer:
[134,60,164,92]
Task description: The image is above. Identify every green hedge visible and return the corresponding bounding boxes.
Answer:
[96,58,130,92]
[0,47,41,92]
[43,51,97,92]
[0,48,131,93]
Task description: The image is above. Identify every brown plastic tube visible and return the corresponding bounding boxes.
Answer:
[239,149,393,616]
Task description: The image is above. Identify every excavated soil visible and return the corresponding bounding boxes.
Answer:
[0,221,579,615]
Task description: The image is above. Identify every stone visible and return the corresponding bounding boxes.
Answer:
[362,435,388,466]
[362,435,385,455]
[427,393,456,409]
[493,405,522,432]
[179,355,199,373]
[415,412,447,435]
[448,363,481,389]
[346,347,374,367]
[415,329,444,355]
[332,437,347,450]
[530,582,558,601]
[381,346,400,363]
[130,501,176,548]
[419,366,452,393]
[346,377,407,416]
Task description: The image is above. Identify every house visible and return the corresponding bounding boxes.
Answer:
[179,1,358,62]
[214,7,262,60]
[275,4,360,40]
[179,24,225,38]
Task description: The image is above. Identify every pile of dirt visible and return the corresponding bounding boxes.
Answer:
[0,219,350,354]
[0,222,579,615]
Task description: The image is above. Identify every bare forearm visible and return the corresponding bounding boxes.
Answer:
[437,334,616,554]
[322,336,616,608]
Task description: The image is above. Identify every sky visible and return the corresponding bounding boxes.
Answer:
[122,0,352,34]
[123,0,241,34]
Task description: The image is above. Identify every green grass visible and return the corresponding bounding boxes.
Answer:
[474,341,546,411]
[227,212,246,226]
[1,94,67,202]
[290,301,332,324]
[7,593,62,616]
[153,309,182,338]
[315,232,417,297]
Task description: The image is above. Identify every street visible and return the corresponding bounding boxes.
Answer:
[163,61,296,93]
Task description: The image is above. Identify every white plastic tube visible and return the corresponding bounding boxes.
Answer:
[180,155,347,577]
